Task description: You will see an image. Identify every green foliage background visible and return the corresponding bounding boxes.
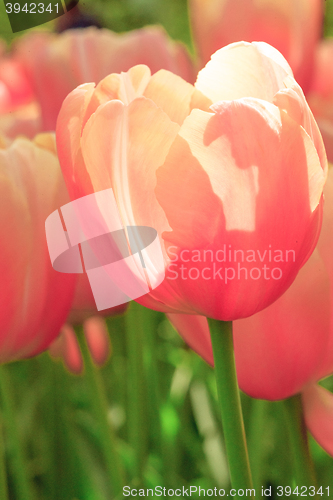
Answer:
[0,0,193,51]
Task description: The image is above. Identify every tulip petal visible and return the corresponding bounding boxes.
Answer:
[59,325,83,375]
[317,168,333,278]
[303,384,333,457]
[312,119,333,165]
[154,97,324,319]
[233,250,331,400]
[314,168,333,381]
[81,96,179,237]
[0,57,34,112]
[84,317,111,366]
[274,77,327,175]
[0,102,41,140]
[166,253,332,402]
[167,313,213,366]
[0,136,76,362]
[144,69,210,125]
[0,167,30,337]
[189,0,322,92]
[56,83,95,200]
[80,97,183,306]
[195,41,292,104]
[16,26,194,130]
[307,40,333,163]
[92,65,151,106]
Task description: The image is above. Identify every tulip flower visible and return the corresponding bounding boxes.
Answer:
[50,315,112,373]
[0,44,40,140]
[0,101,41,140]
[189,0,323,93]
[0,133,76,363]
[56,41,326,322]
[49,324,83,374]
[0,45,34,114]
[233,248,331,401]
[168,167,333,457]
[14,26,194,131]
[307,40,333,163]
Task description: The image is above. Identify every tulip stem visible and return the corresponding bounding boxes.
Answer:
[248,399,267,492]
[125,302,148,486]
[0,416,8,500]
[77,328,124,499]
[208,319,254,494]
[0,364,33,500]
[283,394,317,489]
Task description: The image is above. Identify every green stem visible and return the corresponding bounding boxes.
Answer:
[77,329,124,498]
[43,354,80,500]
[248,399,267,493]
[125,302,148,486]
[143,309,162,452]
[0,416,8,500]
[208,319,254,495]
[0,364,33,500]
[283,394,317,489]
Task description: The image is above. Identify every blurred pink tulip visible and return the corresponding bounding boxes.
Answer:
[168,167,333,456]
[303,384,333,457]
[307,40,333,163]
[0,44,40,140]
[0,53,34,114]
[233,248,331,401]
[84,316,111,366]
[14,26,194,131]
[189,0,323,92]
[49,317,112,373]
[57,41,326,321]
[49,324,83,374]
[0,133,76,363]
[0,102,41,140]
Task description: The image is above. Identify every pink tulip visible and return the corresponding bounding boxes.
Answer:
[49,324,83,374]
[14,26,194,131]
[233,248,331,401]
[49,317,112,373]
[189,0,323,93]
[83,316,111,366]
[307,40,333,163]
[57,41,326,321]
[0,44,40,140]
[302,384,333,457]
[0,133,76,363]
[0,45,34,114]
[0,102,41,141]
[168,167,333,456]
